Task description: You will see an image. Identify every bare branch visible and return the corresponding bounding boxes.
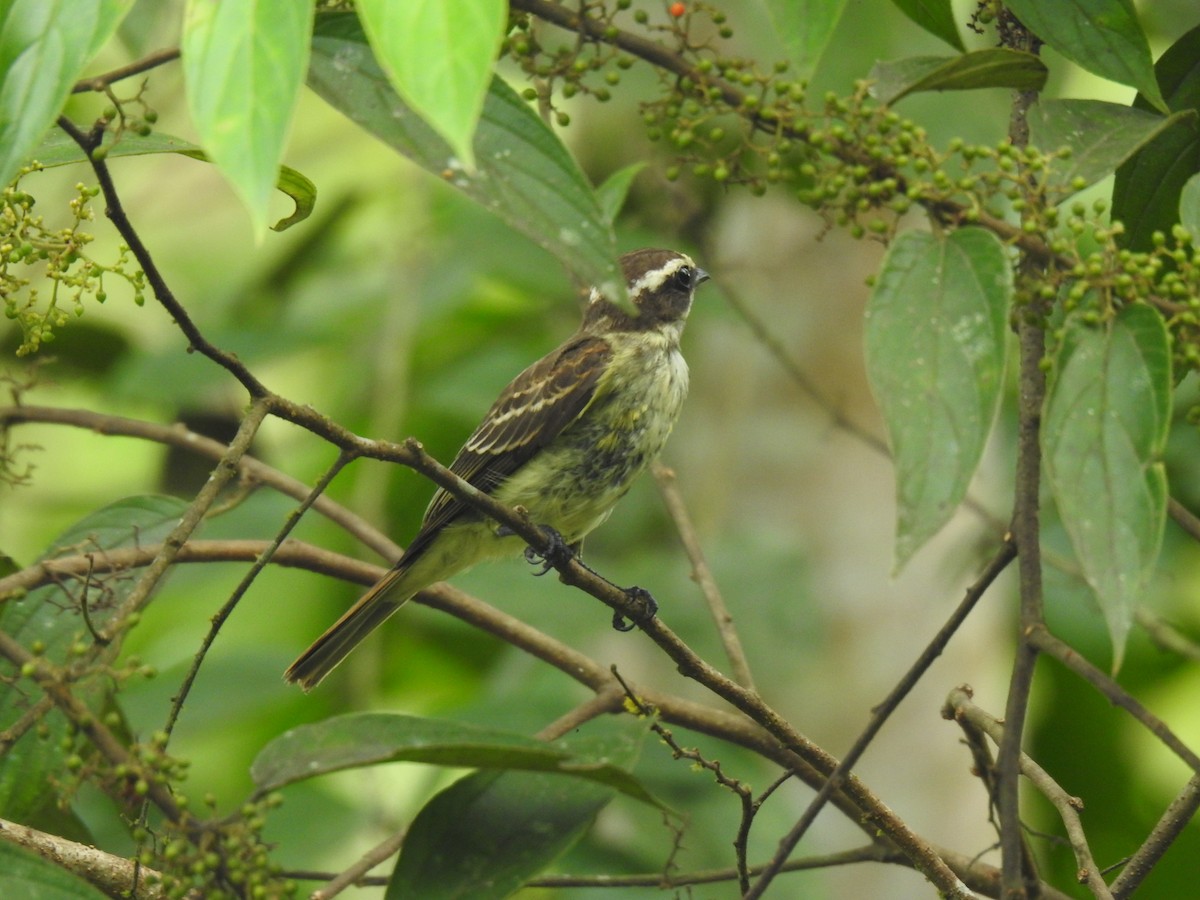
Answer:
[745,539,1016,898]
[164,452,354,739]
[1031,626,1200,773]
[0,405,402,560]
[71,48,181,94]
[653,462,754,689]
[0,818,169,900]
[944,687,1113,900]
[1110,774,1200,898]
[996,12,1049,895]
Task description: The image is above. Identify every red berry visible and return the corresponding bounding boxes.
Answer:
[668,2,686,17]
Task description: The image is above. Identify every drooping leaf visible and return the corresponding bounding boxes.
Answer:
[1043,305,1171,670]
[308,13,623,302]
[889,0,964,52]
[387,732,642,900]
[28,127,316,231]
[181,0,314,237]
[870,50,1048,105]
[1180,173,1200,237]
[1004,0,1166,112]
[1113,23,1200,251]
[864,228,1011,570]
[1029,99,1190,196]
[594,162,645,225]
[0,0,133,188]
[0,496,188,820]
[0,841,109,900]
[251,713,664,808]
[354,0,507,170]
[763,0,851,80]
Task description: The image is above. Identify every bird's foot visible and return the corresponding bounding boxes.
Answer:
[522,525,575,576]
[612,586,658,632]
[513,525,659,632]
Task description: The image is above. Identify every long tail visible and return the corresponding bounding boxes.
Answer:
[284,562,421,691]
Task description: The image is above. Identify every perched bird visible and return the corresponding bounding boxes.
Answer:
[285,248,709,689]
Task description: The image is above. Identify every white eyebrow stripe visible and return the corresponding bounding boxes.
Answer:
[628,256,691,298]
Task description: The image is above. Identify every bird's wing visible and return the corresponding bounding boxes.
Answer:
[413,334,613,543]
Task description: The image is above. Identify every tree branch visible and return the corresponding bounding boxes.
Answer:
[945,687,1113,900]
[71,48,181,94]
[1110,774,1200,898]
[997,10,1048,895]
[745,539,1016,898]
[653,462,754,689]
[0,817,169,900]
[0,404,402,560]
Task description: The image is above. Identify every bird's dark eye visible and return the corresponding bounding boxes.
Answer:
[673,266,693,290]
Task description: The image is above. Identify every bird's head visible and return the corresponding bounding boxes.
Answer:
[583,248,710,334]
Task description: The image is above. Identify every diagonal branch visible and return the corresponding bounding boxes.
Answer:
[653,462,754,689]
[745,539,1017,898]
[945,687,1113,900]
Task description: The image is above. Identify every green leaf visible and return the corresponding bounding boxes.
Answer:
[389,769,609,900]
[0,841,109,900]
[251,713,664,808]
[354,0,506,170]
[1113,23,1200,252]
[870,50,1048,105]
[388,732,640,900]
[0,0,133,188]
[594,162,645,225]
[27,127,317,231]
[864,228,1011,570]
[181,0,314,237]
[308,13,622,301]
[1004,0,1166,112]
[0,496,188,820]
[1043,305,1171,670]
[889,0,965,52]
[1030,99,1191,195]
[1181,173,1200,237]
[763,0,850,80]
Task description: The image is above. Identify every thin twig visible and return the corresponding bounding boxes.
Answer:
[1030,627,1200,773]
[613,665,756,891]
[535,688,626,741]
[311,828,408,900]
[1109,774,1200,898]
[163,451,354,740]
[944,687,1114,900]
[745,539,1016,899]
[1168,496,1200,543]
[652,462,754,689]
[104,401,271,642]
[71,48,181,94]
[1134,607,1200,662]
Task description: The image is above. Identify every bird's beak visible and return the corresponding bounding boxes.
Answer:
[695,268,711,286]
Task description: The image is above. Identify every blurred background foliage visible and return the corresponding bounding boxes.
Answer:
[4,1,1200,897]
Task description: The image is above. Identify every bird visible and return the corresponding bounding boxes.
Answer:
[285,248,709,690]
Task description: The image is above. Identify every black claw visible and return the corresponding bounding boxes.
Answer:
[524,525,573,576]
[612,586,658,632]
[612,611,635,632]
